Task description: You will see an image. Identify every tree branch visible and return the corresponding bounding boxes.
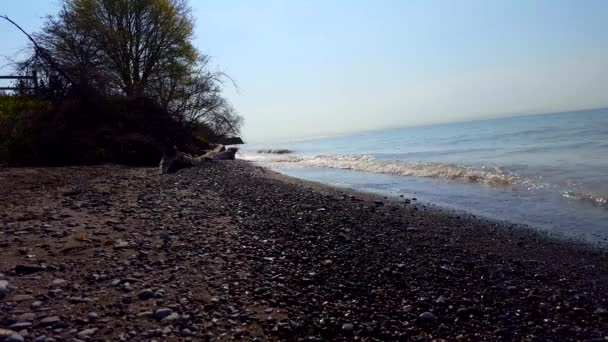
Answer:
[1,15,76,86]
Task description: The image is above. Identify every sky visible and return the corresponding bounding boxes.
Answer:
[2,1,608,142]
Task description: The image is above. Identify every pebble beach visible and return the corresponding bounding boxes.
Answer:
[1,161,608,341]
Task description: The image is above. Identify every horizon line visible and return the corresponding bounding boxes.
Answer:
[244,105,608,145]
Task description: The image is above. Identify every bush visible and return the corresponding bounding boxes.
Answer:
[0,95,189,166]
[0,96,50,164]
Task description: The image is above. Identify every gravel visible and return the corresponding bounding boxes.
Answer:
[1,162,607,340]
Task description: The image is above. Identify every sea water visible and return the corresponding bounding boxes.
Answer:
[240,108,608,244]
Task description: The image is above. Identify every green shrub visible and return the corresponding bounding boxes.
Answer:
[0,95,188,166]
[0,96,50,164]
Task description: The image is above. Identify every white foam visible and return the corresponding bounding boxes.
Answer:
[562,191,608,208]
[241,151,608,208]
[261,154,520,186]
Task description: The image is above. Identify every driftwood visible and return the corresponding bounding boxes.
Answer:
[159,145,238,174]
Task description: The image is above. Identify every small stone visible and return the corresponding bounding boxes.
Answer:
[572,307,586,316]
[114,240,129,249]
[17,313,35,322]
[0,280,9,299]
[161,312,180,323]
[137,311,154,318]
[15,264,45,275]
[494,328,511,337]
[87,312,99,320]
[594,307,608,316]
[51,279,66,286]
[138,289,154,300]
[342,323,354,332]
[77,328,98,337]
[436,296,448,305]
[34,335,47,342]
[40,316,61,326]
[0,329,19,339]
[154,308,174,320]
[12,295,34,302]
[418,312,437,324]
[31,301,43,309]
[181,328,192,336]
[9,322,32,330]
[5,334,25,342]
[440,265,456,275]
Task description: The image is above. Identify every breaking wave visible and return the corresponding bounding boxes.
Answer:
[562,191,608,208]
[240,152,608,209]
[263,154,520,186]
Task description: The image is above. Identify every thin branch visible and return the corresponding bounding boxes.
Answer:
[0,15,76,86]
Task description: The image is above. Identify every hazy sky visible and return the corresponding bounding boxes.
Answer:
[2,1,608,142]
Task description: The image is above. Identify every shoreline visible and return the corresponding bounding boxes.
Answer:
[1,161,608,340]
[258,164,604,251]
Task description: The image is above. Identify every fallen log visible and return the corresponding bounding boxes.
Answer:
[159,146,238,174]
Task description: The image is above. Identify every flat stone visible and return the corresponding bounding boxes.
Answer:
[51,279,66,286]
[436,296,449,305]
[154,308,174,320]
[68,297,94,303]
[0,329,19,338]
[12,295,34,302]
[342,323,354,332]
[17,313,36,322]
[114,240,129,249]
[40,316,61,325]
[15,264,45,275]
[9,322,32,330]
[5,334,25,342]
[161,312,180,323]
[77,328,98,337]
[137,311,153,318]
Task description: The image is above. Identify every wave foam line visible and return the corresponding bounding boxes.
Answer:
[268,154,520,186]
[562,191,608,208]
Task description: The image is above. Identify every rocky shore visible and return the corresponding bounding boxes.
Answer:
[1,161,608,341]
